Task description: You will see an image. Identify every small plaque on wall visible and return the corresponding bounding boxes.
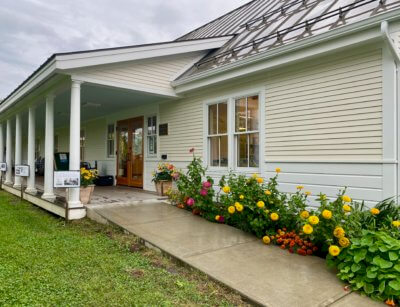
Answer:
[159,123,168,136]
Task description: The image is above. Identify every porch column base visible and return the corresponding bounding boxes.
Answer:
[42,193,56,202]
[13,184,21,189]
[67,207,86,220]
[4,180,13,186]
[24,187,38,195]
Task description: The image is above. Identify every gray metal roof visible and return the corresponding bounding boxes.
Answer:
[177,0,400,77]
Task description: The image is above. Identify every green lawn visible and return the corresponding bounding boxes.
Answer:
[0,192,246,306]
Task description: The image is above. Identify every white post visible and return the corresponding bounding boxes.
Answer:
[5,119,12,185]
[26,106,37,194]
[0,123,4,186]
[68,80,83,209]
[42,94,55,201]
[13,113,22,189]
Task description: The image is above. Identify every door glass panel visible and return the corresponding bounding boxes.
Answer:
[118,125,129,177]
[131,126,143,183]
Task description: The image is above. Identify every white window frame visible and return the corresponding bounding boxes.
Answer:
[203,87,265,173]
[106,123,115,158]
[146,115,158,157]
[206,101,229,169]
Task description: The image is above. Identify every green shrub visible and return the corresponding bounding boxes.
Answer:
[327,230,400,304]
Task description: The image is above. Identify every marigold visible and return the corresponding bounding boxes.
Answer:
[270,212,279,221]
[329,245,341,257]
[239,194,244,200]
[262,236,271,245]
[339,237,350,248]
[256,177,264,184]
[322,209,332,219]
[275,167,281,173]
[392,220,400,227]
[222,186,230,193]
[308,216,319,225]
[342,204,351,212]
[257,201,265,208]
[342,195,351,203]
[215,215,220,221]
[296,185,304,190]
[305,191,311,196]
[333,227,345,238]
[303,224,313,234]
[235,202,243,212]
[228,206,236,214]
[370,208,380,215]
[252,173,259,178]
[264,190,272,196]
[300,210,310,219]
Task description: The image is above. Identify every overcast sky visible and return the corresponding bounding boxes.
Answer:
[0,0,248,99]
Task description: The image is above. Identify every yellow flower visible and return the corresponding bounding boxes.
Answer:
[257,201,265,208]
[303,224,313,235]
[343,204,351,212]
[275,167,281,173]
[305,191,311,196]
[222,186,230,193]
[300,210,310,219]
[239,195,244,200]
[296,185,304,190]
[215,215,220,221]
[270,213,279,221]
[262,236,271,245]
[228,206,236,214]
[308,216,319,225]
[342,195,351,203]
[264,190,271,196]
[256,177,264,184]
[84,175,90,180]
[339,237,350,248]
[236,203,243,212]
[252,173,259,178]
[392,220,400,227]
[370,208,380,215]
[333,227,345,238]
[329,245,341,257]
[322,210,332,219]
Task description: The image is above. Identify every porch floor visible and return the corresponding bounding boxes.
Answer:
[89,202,383,307]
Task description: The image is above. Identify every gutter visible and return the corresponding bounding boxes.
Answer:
[172,8,400,89]
[381,20,400,65]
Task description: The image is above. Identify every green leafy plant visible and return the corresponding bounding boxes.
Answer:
[327,230,400,304]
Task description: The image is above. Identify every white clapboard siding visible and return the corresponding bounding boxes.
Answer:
[265,47,382,160]
[391,30,400,52]
[76,52,204,95]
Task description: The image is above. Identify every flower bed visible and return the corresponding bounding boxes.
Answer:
[166,153,400,306]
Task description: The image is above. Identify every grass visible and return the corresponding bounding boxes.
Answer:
[0,192,248,306]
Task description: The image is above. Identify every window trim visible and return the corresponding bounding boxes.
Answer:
[146,115,158,157]
[203,87,265,173]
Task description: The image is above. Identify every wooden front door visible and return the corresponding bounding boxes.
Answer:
[116,117,144,188]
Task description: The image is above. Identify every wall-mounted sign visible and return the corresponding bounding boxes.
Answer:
[159,123,168,136]
[0,162,7,172]
[54,171,80,188]
[15,165,29,177]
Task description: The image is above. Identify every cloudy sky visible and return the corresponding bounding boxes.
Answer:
[0,0,248,99]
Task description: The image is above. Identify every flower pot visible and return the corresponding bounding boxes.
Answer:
[155,180,172,196]
[80,185,95,205]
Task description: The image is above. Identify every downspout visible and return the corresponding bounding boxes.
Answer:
[381,20,400,200]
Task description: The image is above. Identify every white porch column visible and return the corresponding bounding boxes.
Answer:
[42,94,56,200]
[26,107,37,194]
[0,123,4,163]
[13,114,22,189]
[5,119,12,185]
[68,80,83,211]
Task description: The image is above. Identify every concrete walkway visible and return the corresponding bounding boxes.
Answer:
[88,201,382,307]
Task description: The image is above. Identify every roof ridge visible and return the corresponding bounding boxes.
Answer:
[175,0,259,41]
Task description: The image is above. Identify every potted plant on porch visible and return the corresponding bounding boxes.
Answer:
[80,168,98,205]
[152,162,176,196]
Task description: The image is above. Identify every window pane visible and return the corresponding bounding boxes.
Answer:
[247,96,259,131]
[220,135,228,167]
[209,136,219,167]
[208,104,218,135]
[153,116,157,134]
[218,103,227,134]
[237,134,248,167]
[249,133,259,167]
[235,98,246,132]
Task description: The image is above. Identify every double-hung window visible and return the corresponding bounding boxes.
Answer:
[206,94,260,169]
[235,95,259,168]
[107,124,115,158]
[147,116,157,156]
[208,102,228,167]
